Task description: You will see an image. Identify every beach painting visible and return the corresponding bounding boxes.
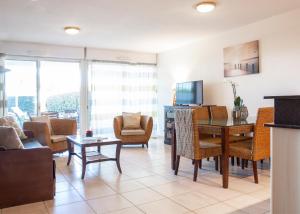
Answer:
[224,40,259,77]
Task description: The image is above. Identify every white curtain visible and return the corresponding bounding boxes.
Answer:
[88,61,158,137]
[0,54,7,117]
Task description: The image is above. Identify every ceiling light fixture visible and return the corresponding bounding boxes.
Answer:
[196,2,216,13]
[64,26,80,35]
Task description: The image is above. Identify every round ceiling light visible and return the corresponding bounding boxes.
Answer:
[64,26,80,35]
[196,2,216,13]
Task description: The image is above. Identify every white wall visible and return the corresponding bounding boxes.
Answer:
[157,8,300,131]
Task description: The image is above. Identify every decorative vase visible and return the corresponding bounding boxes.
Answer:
[240,106,249,120]
[232,106,248,120]
[232,108,241,119]
[86,130,93,137]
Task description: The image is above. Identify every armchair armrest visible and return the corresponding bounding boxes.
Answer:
[23,130,34,139]
[23,122,51,147]
[141,115,153,140]
[113,116,123,139]
[50,119,77,135]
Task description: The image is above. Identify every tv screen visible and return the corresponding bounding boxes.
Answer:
[176,80,203,105]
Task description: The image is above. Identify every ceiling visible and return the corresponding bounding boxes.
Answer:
[0,0,300,53]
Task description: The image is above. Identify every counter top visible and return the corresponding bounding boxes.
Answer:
[264,95,300,100]
[265,123,300,129]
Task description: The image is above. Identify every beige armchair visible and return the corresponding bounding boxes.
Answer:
[113,115,153,148]
[23,119,77,153]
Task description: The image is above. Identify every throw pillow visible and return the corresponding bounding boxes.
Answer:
[1,116,27,140]
[0,126,24,150]
[122,112,141,129]
[31,116,53,134]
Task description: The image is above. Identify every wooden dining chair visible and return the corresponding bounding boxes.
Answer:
[229,107,274,183]
[209,106,252,166]
[210,106,228,120]
[174,107,222,182]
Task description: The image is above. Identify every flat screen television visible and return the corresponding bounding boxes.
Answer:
[176,80,203,105]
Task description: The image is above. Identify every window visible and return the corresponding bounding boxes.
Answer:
[39,61,80,124]
[4,59,81,129]
[88,61,158,136]
[5,60,37,125]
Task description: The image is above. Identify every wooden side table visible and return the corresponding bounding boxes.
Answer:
[66,135,122,179]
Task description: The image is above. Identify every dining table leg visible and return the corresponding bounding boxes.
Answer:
[221,127,230,188]
[171,126,176,170]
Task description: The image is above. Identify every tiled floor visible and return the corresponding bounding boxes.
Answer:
[1,138,270,214]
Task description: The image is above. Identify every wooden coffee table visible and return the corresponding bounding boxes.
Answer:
[66,135,122,179]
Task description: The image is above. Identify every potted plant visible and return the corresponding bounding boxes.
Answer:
[229,81,248,120]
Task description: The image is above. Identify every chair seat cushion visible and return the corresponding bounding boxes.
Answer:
[121,129,145,136]
[22,139,43,149]
[229,141,253,159]
[201,135,253,144]
[199,141,222,158]
[200,141,221,149]
[230,135,253,142]
[51,135,67,143]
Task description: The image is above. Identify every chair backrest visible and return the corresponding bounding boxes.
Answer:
[174,108,194,159]
[252,107,274,160]
[210,106,228,120]
[191,107,210,159]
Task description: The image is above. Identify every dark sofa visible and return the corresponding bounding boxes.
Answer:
[0,132,55,209]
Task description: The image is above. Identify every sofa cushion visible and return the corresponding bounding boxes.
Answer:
[0,116,27,140]
[0,126,24,150]
[51,135,67,143]
[31,116,53,134]
[22,139,43,149]
[122,112,141,129]
[121,129,145,136]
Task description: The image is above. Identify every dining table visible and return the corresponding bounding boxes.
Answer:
[171,117,255,189]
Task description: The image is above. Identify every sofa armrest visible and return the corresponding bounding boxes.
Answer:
[113,116,123,139]
[141,115,153,140]
[23,130,34,139]
[23,122,51,147]
[50,119,77,135]
[0,147,54,208]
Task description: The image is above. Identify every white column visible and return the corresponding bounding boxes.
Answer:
[80,60,89,135]
[271,128,300,214]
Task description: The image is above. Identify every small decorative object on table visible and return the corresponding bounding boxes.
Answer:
[86,130,93,137]
[229,81,248,120]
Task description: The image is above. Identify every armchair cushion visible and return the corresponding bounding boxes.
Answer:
[122,112,141,129]
[51,135,67,143]
[0,126,24,150]
[121,129,145,136]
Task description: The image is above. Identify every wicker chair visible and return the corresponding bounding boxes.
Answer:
[113,115,153,148]
[210,106,228,120]
[23,119,77,153]
[174,107,222,182]
[209,106,252,166]
[229,107,274,183]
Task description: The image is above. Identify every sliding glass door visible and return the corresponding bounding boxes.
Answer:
[4,59,80,128]
[4,60,37,125]
[39,61,81,127]
[88,61,158,136]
